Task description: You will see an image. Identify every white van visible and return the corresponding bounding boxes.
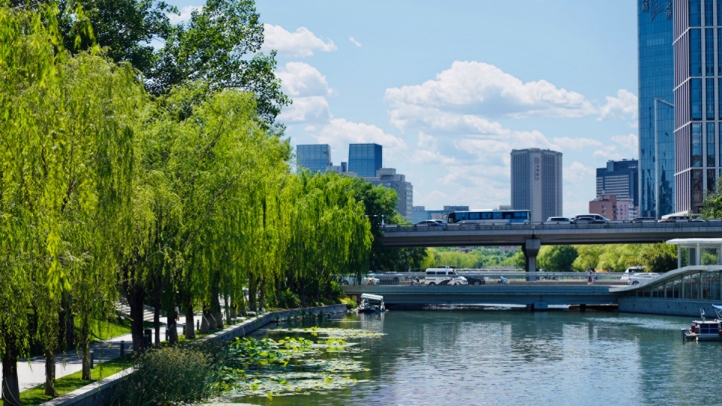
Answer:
[424,267,468,285]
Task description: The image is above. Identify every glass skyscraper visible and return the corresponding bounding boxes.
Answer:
[673,0,719,213]
[348,144,382,177]
[638,0,675,218]
[297,144,331,172]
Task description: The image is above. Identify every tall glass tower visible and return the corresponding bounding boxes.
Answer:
[673,0,720,213]
[348,144,382,177]
[296,144,331,172]
[639,0,675,218]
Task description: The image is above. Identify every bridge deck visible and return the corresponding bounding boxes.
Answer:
[381,222,722,247]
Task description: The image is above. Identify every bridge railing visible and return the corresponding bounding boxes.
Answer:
[383,221,722,233]
[366,271,630,286]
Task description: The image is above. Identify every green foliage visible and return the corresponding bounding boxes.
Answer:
[116,346,215,405]
[640,243,678,273]
[538,245,578,272]
[702,177,722,219]
[277,288,301,309]
[570,244,676,273]
[423,247,522,269]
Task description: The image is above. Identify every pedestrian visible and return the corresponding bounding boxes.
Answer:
[587,269,594,286]
[174,305,180,321]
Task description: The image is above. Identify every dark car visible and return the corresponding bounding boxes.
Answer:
[573,214,610,224]
[416,220,444,227]
[465,276,486,285]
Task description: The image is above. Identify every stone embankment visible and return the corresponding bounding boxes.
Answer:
[40,304,347,406]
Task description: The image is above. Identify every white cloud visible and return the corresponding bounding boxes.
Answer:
[262,24,337,57]
[276,62,332,97]
[278,96,331,123]
[385,61,595,119]
[592,145,624,161]
[349,37,362,47]
[598,89,638,120]
[412,133,456,164]
[564,161,596,183]
[317,119,407,154]
[168,5,200,24]
[551,137,603,152]
[612,133,638,151]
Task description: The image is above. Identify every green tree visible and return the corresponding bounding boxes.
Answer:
[640,243,678,273]
[538,245,578,272]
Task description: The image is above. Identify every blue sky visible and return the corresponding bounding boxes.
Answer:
[167,1,639,216]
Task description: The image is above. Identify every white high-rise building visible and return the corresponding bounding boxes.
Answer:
[510,148,563,223]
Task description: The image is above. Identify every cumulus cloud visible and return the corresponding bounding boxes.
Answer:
[551,137,603,152]
[168,5,200,24]
[317,119,407,154]
[277,62,332,97]
[278,96,331,123]
[262,24,337,57]
[565,161,596,183]
[412,133,456,164]
[599,89,638,120]
[385,61,595,119]
[349,37,362,47]
[612,133,638,151]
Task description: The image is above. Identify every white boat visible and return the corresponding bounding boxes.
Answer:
[683,306,722,341]
[357,293,386,313]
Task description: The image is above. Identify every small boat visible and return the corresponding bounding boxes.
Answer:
[357,293,386,313]
[683,305,722,341]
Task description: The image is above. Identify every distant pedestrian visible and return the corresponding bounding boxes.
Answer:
[587,269,594,286]
[174,305,180,321]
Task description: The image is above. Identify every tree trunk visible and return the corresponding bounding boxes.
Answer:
[81,320,91,380]
[212,294,224,330]
[228,295,236,322]
[258,278,266,313]
[300,278,306,307]
[2,339,20,406]
[184,305,196,339]
[59,293,75,350]
[201,308,211,333]
[44,351,58,396]
[167,308,178,344]
[128,287,146,355]
[248,274,257,312]
[153,300,161,346]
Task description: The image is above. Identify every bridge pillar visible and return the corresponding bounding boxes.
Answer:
[523,238,541,281]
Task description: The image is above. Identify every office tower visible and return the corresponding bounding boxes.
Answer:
[638,0,675,218]
[296,144,331,173]
[589,194,637,221]
[510,149,563,223]
[674,0,719,213]
[596,159,639,207]
[365,168,413,221]
[348,144,382,177]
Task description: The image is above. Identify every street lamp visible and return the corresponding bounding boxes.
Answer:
[654,98,674,220]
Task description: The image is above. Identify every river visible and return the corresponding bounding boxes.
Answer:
[210,308,722,406]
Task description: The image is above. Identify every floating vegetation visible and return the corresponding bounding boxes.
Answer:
[207,326,383,402]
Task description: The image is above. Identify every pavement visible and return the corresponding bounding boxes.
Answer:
[0,305,203,392]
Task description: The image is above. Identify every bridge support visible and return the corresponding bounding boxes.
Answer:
[523,238,541,281]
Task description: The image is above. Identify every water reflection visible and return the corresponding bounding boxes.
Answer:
[209,310,722,406]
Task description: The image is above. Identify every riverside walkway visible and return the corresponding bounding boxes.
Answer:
[1,307,199,392]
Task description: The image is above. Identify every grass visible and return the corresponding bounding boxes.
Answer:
[0,356,134,406]
[77,317,132,342]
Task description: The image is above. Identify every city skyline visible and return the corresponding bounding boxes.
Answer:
[166,1,639,216]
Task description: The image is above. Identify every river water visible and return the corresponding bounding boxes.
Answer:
[212,308,722,406]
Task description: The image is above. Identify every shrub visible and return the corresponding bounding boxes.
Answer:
[340,297,356,310]
[115,346,215,405]
[277,288,301,309]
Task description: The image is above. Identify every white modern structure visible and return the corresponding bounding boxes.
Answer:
[511,148,563,223]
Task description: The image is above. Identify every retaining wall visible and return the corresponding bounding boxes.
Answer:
[40,304,347,406]
[618,297,719,317]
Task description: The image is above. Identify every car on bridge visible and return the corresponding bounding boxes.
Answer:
[573,214,610,224]
[415,220,444,227]
[545,216,573,224]
[628,272,660,285]
[464,275,486,285]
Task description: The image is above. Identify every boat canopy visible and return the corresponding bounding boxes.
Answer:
[713,305,722,312]
[360,293,384,303]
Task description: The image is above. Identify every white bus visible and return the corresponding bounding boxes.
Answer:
[445,209,530,225]
[424,267,468,285]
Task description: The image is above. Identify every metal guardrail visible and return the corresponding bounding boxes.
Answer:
[383,221,722,233]
[363,271,631,286]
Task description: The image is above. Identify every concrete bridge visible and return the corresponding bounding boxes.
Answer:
[381,221,722,273]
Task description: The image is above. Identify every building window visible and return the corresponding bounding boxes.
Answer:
[707,0,715,25]
[693,123,703,167]
[691,0,702,27]
[707,29,715,76]
[708,123,716,166]
[691,29,702,76]
[693,169,704,205]
[707,78,715,119]
[692,79,703,120]
[709,169,717,192]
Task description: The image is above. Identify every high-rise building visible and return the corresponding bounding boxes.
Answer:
[348,144,382,177]
[589,194,637,221]
[510,148,563,223]
[596,159,639,207]
[296,144,331,173]
[673,0,720,214]
[638,0,675,218]
[366,168,413,221]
